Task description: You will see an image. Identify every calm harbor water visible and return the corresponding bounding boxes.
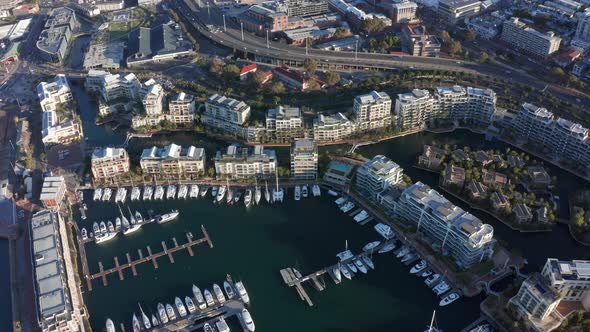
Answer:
[0,240,13,332]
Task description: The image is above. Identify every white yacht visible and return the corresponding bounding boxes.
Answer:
[363,241,381,251]
[226,188,234,204]
[213,283,226,303]
[401,252,416,263]
[241,308,255,332]
[92,222,100,235]
[340,264,352,280]
[115,187,127,203]
[340,202,355,213]
[157,303,169,324]
[192,285,207,309]
[151,315,159,327]
[294,186,301,201]
[223,281,235,299]
[396,246,410,258]
[216,318,230,332]
[216,185,226,203]
[353,210,369,223]
[336,250,357,273]
[378,242,396,253]
[335,196,347,205]
[327,190,338,196]
[301,185,308,198]
[189,185,199,198]
[210,186,218,198]
[100,222,107,234]
[131,187,141,201]
[185,296,197,313]
[433,281,450,295]
[102,187,112,201]
[107,221,115,232]
[95,231,117,244]
[105,318,115,332]
[139,304,151,329]
[312,184,321,197]
[166,185,177,200]
[354,258,368,274]
[178,185,188,199]
[165,303,176,321]
[93,188,102,201]
[132,314,141,332]
[264,182,271,203]
[421,270,433,278]
[254,185,261,205]
[115,218,121,230]
[175,297,187,317]
[410,260,427,274]
[204,289,215,307]
[203,323,214,332]
[235,281,250,304]
[272,173,283,202]
[425,274,441,287]
[244,189,253,207]
[361,255,375,270]
[440,292,460,306]
[135,211,143,224]
[374,223,395,240]
[201,186,209,197]
[143,186,153,200]
[154,185,165,200]
[155,210,179,224]
[81,228,87,240]
[332,266,342,283]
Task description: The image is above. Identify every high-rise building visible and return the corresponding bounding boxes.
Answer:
[355,155,403,201]
[168,92,196,125]
[42,111,83,146]
[264,0,330,17]
[36,7,78,64]
[394,181,495,268]
[575,8,590,42]
[438,0,481,24]
[214,145,276,179]
[312,112,354,142]
[203,94,251,136]
[85,70,141,102]
[395,89,436,129]
[401,24,441,57]
[91,147,130,179]
[140,79,164,115]
[390,0,417,23]
[352,91,392,132]
[140,144,206,178]
[501,17,562,58]
[508,273,561,325]
[40,176,66,210]
[542,258,590,301]
[290,138,318,180]
[37,74,73,113]
[265,106,304,142]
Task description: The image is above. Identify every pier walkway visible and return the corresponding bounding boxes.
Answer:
[79,225,213,291]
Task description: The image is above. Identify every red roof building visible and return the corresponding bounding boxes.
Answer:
[239,64,257,80]
[274,66,325,91]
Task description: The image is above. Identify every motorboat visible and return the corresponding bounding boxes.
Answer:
[336,250,357,273]
[105,318,115,332]
[135,211,143,224]
[185,296,197,313]
[433,281,450,295]
[361,255,375,270]
[234,191,242,204]
[131,187,141,201]
[200,186,209,197]
[100,222,107,234]
[213,283,226,303]
[93,222,100,235]
[301,185,309,198]
[216,318,230,332]
[166,185,177,200]
[241,308,255,332]
[154,185,165,200]
[81,228,87,240]
[115,187,127,203]
[189,185,200,198]
[204,289,215,307]
[374,223,395,240]
[156,210,179,224]
[340,202,355,213]
[226,188,234,204]
[335,197,347,205]
[294,186,301,201]
[377,242,396,254]
[401,252,416,263]
[178,185,188,199]
[95,230,117,244]
[272,188,284,203]
[235,281,250,304]
[210,186,218,198]
[340,264,352,280]
[132,314,141,332]
[175,297,187,317]
[102,187,112,201]
[192,285,207,309]
[203,323,214,332]
[143,186,153,200]
[244,189,252,207]
[363,241,381,251]
[254,185,261,205]
[165,303,176,321]
[425,274,441,287]
[312,185,321,197]
[107,221,115,232]
[410,260,428,274]
[139,304,151,329]
[151,314,159,327]
[354,210,369,223]
[115,218,121,230]
[354,259,368,274]
[223,281,235,299]
[216,185,226,202]
[264,182,271,203]
[327,190,338,196]
[157,303,169,324]
[439,292,460,306]
[396,246,410,258]
[93,188,102,201]
[332,266,342,283]
[421,270,433,278]
[128,208,136,225]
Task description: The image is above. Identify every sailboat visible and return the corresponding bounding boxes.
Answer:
[157,303,169,324]
[139,303,151,329]
[226,178,233,204]
[294,186,301,201]
[192,284,207,309]
[216,185,226,203]
[132,314,141,332]
[424,310,442,332]
[244,189,253,207]
[105,318,115,332]
[264,181,271,203]
[254,179,261,205]
[272,172,283,203]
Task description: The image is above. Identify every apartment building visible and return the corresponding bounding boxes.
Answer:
[389,0,417,23]
[394,182,495,268]
[575,8,590,43]
[203,94,251,136]
[395,89,436,129]
[356,155,403,202]
[140,144,206,178]
[85,70,141,102]
[31,210,82,332]
[401,24,441,57]
[42,111,83,146]
[542,258,590,302]
[168,92,196,125]
[501,17,562,58]
[38,74,73,113]
[352,91,392,132]
[290,138,318,180]
[91,147,130,179]
[36,7,77,64]
[40,176,66,210]
[512,103,590,166]
[509,273,562,327]
[264,0,329,17]
[140,79,165,115]
[313,112,354,142]
[214,145,277,179]
[265,106,304,141]
[438,0,481,24]
[241,5,291,34]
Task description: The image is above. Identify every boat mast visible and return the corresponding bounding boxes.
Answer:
[428,310,436,332]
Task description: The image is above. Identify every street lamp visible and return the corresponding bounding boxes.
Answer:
[241,22,244,41]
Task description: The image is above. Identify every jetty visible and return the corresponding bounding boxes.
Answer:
[81,225,213,290]
[279,240,395,306]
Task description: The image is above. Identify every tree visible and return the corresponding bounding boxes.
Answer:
[438,30,451,44]
[334,28,349,39]
[270,82,286,94]
[478,52,489,63]
[325,71,340,86]
[303,58,318,76]
[306,80,321,91]
[209,58,224,78]
[361,18,386,34]
[448,41,462,56]
[460,29,477,42]
[251,71,269,88]
[272,96,281,105]
[223,64,241,82]
[549,67,566,83]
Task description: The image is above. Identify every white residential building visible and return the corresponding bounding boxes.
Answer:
[85,70,141,102]
[42,111,83,146]
[390,0,417,23]
[140,79,164,115]
[395,89,436,129]
[508,273,562,331]
[214,145,276,179]
[265,106,303,141]
[140,144,206,178]
[352,91,392,132]
[394,182,495,268]
[356,155,403,202]
[313,112,354,142]
[37,74,73,113]
[438,0,481,24]
[290,138,318,180]
[203,94,251,136]
[91,147,130,179]
[168,92,196,125]
[501,17,562,58]
[542,258,590,302]
[575,8,590,43]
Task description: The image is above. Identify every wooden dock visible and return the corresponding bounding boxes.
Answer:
[84,225,213,290]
